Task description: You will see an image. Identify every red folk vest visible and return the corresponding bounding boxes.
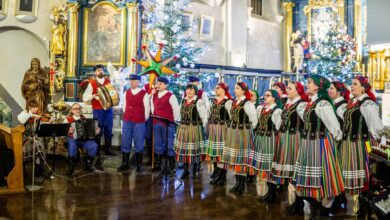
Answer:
[123,89,147,123]
[66,115,86,138]
[153,91,174,125]
[89,78,110,110]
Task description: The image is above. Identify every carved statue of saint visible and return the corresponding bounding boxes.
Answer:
[51,23,66,55]
[290,31,305,73]
[21,58,49,113]
[50,7,67,55]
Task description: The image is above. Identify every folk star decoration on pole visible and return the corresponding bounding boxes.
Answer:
[131,43,177,91]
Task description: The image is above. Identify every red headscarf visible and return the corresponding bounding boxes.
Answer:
[293,82,309,102]
[355,76,376,102]
[332,81,351,102]
[273,82,287,95]
[236,82,251,100]
[217,82,232,100]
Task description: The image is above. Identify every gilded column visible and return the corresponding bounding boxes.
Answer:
[283,2,294,72]
[380,52,386,89]
[66,3,79,77]
[354,0,362,71]
[385,49,390,82]
[127,3,138,72]
[337,0,345,24]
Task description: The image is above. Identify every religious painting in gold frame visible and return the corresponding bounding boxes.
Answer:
[82,1,126,66]
[304,0,337,43]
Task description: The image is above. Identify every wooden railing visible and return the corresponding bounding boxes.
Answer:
[0,124,25,194]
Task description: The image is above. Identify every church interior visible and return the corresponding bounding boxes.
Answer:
[1,0,390,219]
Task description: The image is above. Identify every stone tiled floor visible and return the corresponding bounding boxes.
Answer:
[0,157,373,220]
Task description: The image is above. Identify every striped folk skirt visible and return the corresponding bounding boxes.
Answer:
[249,132,279,179]
[174,124,205,164]
[203,123,228,162]
[293,132,344,199]
[272,131,301,184]
[339,139,370,195]
[221,127,254,173]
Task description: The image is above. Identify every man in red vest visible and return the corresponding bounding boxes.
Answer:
[82,64,115,156]
[64,103,100,176]
[118,74,150,173]
[150,77,180,172]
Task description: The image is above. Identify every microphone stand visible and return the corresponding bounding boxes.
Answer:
[150,115,183,190]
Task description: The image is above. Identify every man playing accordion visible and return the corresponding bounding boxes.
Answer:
[64,103,100,176]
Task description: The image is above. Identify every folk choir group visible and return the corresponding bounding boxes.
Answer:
[18,64,386,217]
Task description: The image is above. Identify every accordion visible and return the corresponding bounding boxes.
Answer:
[74,119,97,140]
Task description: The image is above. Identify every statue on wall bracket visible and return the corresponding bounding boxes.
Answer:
[50,5,68,102]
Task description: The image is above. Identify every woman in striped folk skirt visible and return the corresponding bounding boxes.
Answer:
[328,81,350,213]
[174,84,207,179]
[203,83,233,185]
[293,75,344,216]
[221,82,257,194]
[250,90,282,203]
[339,76,386,215]
[272,82,308,214]
[246,89,260,184]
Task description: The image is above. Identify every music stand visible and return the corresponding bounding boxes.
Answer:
[150,115,183,189]
[37,123,70,181]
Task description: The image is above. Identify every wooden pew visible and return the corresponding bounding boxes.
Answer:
[0,124,25,194]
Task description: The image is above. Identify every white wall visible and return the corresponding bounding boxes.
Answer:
[0,0,62,108]
[187,1,226,65]
[367,0,390,44]
[247,0,284,69]
[188,0,283,70]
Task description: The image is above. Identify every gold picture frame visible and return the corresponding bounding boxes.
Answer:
[200,15,214,41]
[82,1,126,66]
[14,0,38,16]
[0,0,8,15]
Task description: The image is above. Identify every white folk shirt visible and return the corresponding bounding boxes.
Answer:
[285,96,308,120]
[334,96,347,120]
[257,103,283,131]
[181,95,208,128]
[82,77,106,102]
[226,96,258,129]
[309,94,343,141]
[351,93,386,145]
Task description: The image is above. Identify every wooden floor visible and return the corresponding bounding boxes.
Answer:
[0,156,371,220]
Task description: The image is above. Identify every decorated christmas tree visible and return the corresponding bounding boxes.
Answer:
[141,0,209,98]
[307,9,358,83]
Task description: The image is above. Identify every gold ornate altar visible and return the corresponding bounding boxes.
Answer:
[366,45,390,90]
[50,0,139,101]
[282,0,367,82]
